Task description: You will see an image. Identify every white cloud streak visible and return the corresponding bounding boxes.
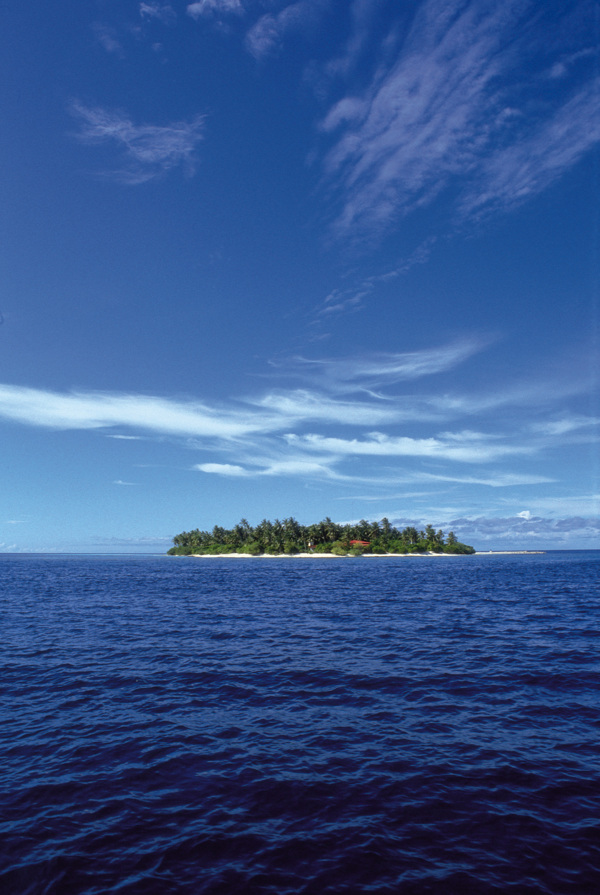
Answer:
[531,415,600,437]
[71,102,206,183]
[253,389,405,426]
[0,385,262,438]
[196,457,341,478]
[285,431,531,463]
[197,463,250,476]
[287,338,485,392]
[0,339,594,490]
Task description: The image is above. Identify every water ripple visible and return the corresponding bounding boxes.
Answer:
[1,552,599,893]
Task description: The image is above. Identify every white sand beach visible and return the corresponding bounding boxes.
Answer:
[184,550,544,558]
[189,551,474,558]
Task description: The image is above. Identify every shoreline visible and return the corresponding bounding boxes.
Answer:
[182,550,545,558]
[474,550,545,555]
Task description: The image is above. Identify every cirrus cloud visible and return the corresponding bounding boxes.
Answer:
[319,0,600,240]
[71,102,206,183]
[0,335,595,500]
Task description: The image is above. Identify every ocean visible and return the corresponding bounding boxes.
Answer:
[1,551,599,893]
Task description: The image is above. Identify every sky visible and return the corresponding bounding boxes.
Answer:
[1,0,599,552]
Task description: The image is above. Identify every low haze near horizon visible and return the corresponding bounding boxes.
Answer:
[1,0,599,552]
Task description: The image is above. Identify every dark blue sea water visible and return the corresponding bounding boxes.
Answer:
[1,552,599,894]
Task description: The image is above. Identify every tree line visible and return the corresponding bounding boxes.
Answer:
[168,517,475,555]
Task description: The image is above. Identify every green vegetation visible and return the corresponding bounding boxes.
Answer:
[167,517,475,556]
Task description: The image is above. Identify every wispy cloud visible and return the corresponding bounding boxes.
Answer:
[278,338,486,393]
[140,3,177,26]
[462,76,600,218]
[531,415,600,437]
[0,337,595,493]
[187,0,244,22]
[197,462,249,476]
[546,48,596,81]
[93,23,124,56]
[71,102,206,183]
[0,385,263,438]
[316,237,437,318]
[319,0,600,240]
[196,457,341,479]
[251,389,404,425]
[245,0,330,59]
[285,430,531,464]
[509,494,600,518]
[93,535,172,547]
[336,469,555,495]
[418,471,554,488]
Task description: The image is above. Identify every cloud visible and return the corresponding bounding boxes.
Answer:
[426,373,589,417]
[93,535,172,546]
[254,389,405,425]
[0,337,594,494]
[197,463,250,476]
[71,102,206,183]
[185,0,330,57]
[260,458,339,477]
[197,457,346,480]
[245,0,330,59]
[0,384,264,438]
[316,238,437,318]
[531,415,600,437]
[187,0,244,22]
[511,494,600,517]
[462,77,600,218]
[428,472,554,487]
[321,0,522,236]
[318,0,384,85]
[0,381,428,438]
[285,430,531,464]
[448,513,600,547]
[274,338,485,396]
[93,23,124,56]
[139,3,177,25]
[546,48,596,81]
[336,468,555,496]
[321,340,481,387]
[319,0,600,240]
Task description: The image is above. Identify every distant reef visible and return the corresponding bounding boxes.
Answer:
[168,517,475,556]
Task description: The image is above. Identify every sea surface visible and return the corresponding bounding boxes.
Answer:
[1,551,599,894]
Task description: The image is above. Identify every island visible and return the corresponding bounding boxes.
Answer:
[167,517,475,556]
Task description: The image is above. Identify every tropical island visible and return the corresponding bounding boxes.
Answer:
[168,517,475,556]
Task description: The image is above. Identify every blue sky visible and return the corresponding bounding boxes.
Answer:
[1,0,599,552]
